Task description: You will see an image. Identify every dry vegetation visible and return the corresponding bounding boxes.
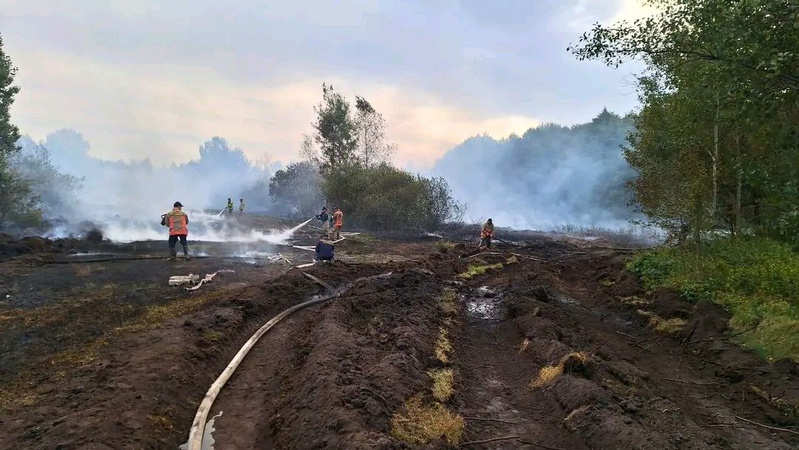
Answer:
[390,290,464,445]
[530,351,592,389]
[636,310,686,336]
[390,394,464,445]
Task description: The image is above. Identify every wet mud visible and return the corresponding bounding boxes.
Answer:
[0,231,797,449]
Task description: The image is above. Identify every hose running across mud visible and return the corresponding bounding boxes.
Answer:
[183,269,394,450]
[46,255,212,264]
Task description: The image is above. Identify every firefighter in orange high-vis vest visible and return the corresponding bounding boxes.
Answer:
[479,218,494,250]
[331,206,344,240]
[162,201,190,261]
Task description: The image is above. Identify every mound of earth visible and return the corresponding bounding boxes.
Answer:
[0,232,797,450]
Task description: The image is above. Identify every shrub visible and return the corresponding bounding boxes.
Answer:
[627,237,799,360]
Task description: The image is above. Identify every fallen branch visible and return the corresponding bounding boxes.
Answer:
[615,330,638,340]
[459,435,520,447]
[662,377,719,386]
[680,324,698,347]
[462,417,518,424]
[692,324,759,345]
[509,252,543,262]
[734,415,799,436]
[726,325,759,339]
[516,439,567,450]
[302,272,333,291]
[360,386,390,408]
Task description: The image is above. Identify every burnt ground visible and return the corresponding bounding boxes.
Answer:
[0,223,798,450]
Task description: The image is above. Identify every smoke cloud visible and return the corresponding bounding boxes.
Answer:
[429,109,644,232]
[13,129,296,243]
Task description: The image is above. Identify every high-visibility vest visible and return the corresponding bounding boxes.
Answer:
[481,224,494,238]
[333,211,343,227]
[168,209,188,235]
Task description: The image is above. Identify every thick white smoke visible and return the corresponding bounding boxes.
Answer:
[428,110,647,233]
[17,129,289,243]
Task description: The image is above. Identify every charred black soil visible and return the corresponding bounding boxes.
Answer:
[1,230,798,450]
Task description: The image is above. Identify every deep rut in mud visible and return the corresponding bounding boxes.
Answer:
[447,251,799,450]
[198,247,799,450]
[4,238,799,450]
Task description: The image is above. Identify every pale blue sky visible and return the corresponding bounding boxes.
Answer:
[0,0,655,168]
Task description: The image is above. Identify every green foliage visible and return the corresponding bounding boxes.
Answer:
[569,0,799,245]
[323,163,464,230]
[354,95,394,167]
[284,83,464,231]
[0,33,28,230]
[628,238,799,360]
[312,83,358,174]
[0,32,21,165]
[268,161,324,218]
[0,167,38,228]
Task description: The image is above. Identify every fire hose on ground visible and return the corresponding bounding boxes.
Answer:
[182,270,393,450]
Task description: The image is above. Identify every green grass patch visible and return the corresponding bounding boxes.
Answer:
[627,237,799,361]
[457,262,503,279]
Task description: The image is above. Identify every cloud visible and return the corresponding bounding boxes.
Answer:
[8,47,541,168]
[1,0,649,168]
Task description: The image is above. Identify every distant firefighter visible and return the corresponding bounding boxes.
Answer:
[238,198,246,217]
[480,218,494,249]
[332,206,344,240]
[162,201,190,261]
[226,198,234,216]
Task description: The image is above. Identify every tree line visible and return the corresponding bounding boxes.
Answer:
[0,29,463,233]
[569,0,799,247]
[268,83,465,231]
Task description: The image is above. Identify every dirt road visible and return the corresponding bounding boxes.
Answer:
[1,231,798,449]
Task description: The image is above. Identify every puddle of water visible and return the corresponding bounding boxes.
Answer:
[178,410,222,450]
[466,286,508,322]
[68,252,119,257]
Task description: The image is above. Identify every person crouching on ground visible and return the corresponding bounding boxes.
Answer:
[315,235,335,262]
[332,206,344,240]
[163,201,191,261]
[480,218,494,250]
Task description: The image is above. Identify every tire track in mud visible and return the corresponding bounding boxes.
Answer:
[192,247,799,450]
[452,285,585,449]
[450,249,799,450]
[204,308,315,449]
[204,266,450,449]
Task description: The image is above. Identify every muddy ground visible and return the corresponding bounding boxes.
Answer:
[0,222,798,450]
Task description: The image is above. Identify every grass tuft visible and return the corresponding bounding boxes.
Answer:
[428,369,455,402]
[390,394,464,445]
[435,327,453,363]
[438,290,459,316]
[530,351,592,389]
[457,262,503,279]
[636,310,686,335]
[435,242,457,254]
[618,295,651,306]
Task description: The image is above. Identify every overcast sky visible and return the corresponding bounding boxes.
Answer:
[0,0,655,169]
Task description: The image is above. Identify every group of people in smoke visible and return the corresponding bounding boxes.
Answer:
[159,201,494,263]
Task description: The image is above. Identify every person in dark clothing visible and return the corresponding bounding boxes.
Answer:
[315,206,330,237]
[314,235,335,262]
